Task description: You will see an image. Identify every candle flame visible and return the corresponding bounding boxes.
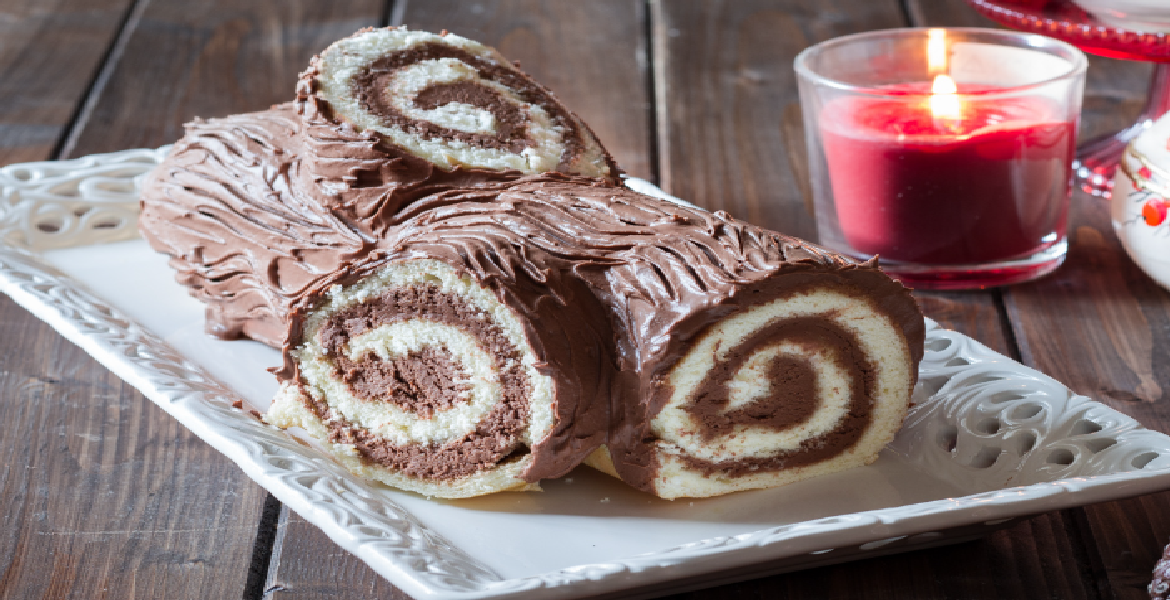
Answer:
[927,29,948,75]
[926,30,961,129]
[930,74,962,122]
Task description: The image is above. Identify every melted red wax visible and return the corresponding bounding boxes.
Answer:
[821,82,1076,265]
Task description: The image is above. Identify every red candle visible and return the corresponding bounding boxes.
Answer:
[820,83,1075,265]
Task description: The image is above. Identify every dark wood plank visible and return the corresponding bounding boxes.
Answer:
[62,0,385,156]
[264,1,652,597]
[910,2,1170,600]
[914,290,1014,355]
[266,506,407,599]
[0,0,135,166]
[652,0,905,240]
[1008,198,1170,406]
[0,294,268,599]
[0,1,385,599]
[655,511,1097,600]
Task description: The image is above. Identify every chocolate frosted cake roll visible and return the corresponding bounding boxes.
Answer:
[267,178,923,499]
[591,242,925,499]
[266,189,616,498]
[298,26,619,234]
[502,182,923,499]
[140,26,618,346]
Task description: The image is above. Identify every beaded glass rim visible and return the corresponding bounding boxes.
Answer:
[793,27,1087,98]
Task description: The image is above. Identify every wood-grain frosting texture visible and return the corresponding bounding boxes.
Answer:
[139,106,375,346]
[140,27,618,347]
[273,179,924,498]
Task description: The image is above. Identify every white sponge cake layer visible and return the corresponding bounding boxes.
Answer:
[315,27,611,177]
[650,289,913,499]
[266,383,536,498]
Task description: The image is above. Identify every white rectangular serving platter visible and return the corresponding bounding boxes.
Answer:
[4,148,1170,600]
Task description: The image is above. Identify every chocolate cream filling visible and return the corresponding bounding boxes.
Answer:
[336,345,470,418]
[677,317,875,477]
[313,284,531,480]
[350,42,586,169]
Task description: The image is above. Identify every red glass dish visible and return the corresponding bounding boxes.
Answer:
[968,0,1170,195]
[969,0,1170,61]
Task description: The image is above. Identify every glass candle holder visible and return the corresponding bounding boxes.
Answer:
[795,28,1087,289]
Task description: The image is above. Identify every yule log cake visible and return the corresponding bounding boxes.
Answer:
[139,26,925,499]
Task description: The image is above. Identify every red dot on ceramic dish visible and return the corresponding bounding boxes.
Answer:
[1140,166,1153,179]
[1143,197,1168,226]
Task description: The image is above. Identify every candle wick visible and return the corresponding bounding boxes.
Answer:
[930,74,962,133]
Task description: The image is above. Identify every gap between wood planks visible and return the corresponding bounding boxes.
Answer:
[51,0,147,160]
[642,0,663,187]
[244,494,284,600]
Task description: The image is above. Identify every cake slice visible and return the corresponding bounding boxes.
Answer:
[139,26,619,347]
[267,180,616,498]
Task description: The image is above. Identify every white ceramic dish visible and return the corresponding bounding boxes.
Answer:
[1113,113,1170,291]
[5,148,1170,600]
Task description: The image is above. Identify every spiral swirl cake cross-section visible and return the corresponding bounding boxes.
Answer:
[631,287,919,498]
[308,27,613,178]
[298,27,619,233]
[267,208,616,498]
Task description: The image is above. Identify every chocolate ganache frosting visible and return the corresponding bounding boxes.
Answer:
[139,106,373,346]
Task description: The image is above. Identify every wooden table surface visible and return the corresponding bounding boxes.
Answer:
[2,1,1168,598]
